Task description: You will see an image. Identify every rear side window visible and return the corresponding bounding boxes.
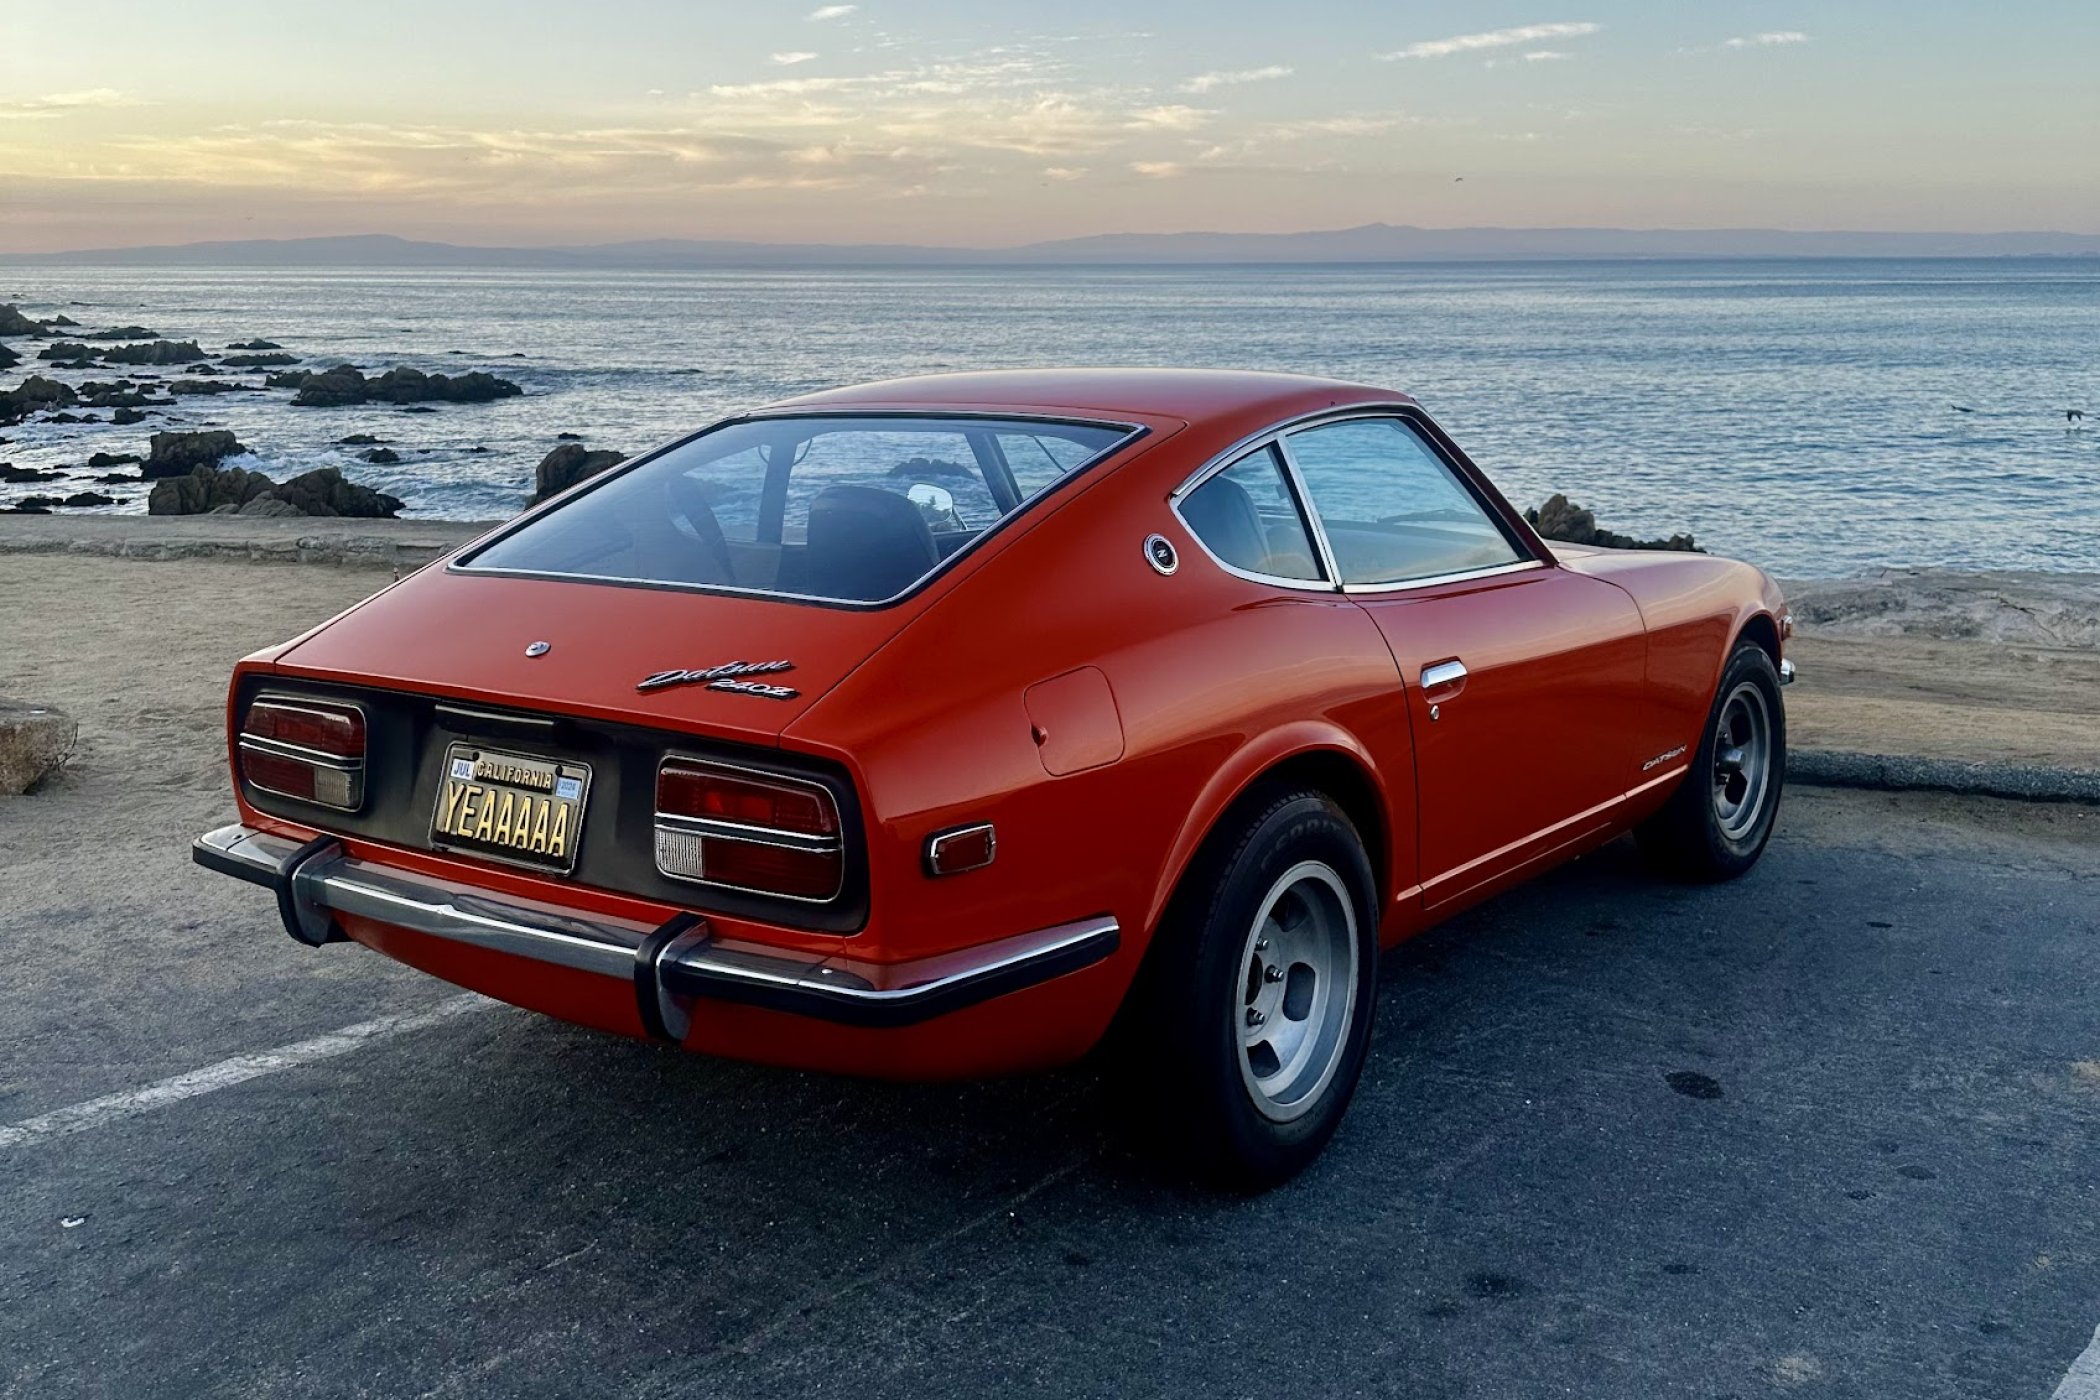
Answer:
[1180,446,1324,582]
[1283,417,1525,585]
[466,414,1138,604]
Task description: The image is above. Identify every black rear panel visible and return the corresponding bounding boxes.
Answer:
[233,675,868,934]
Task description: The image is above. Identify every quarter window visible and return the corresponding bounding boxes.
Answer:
[1180,446,1325,582]
[1283,418,1524,586]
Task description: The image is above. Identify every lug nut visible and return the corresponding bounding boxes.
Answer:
[1245,1008,1266,1027]
[1264,966,1284,983]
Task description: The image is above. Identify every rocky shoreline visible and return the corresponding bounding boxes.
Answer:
[0,299,587,521]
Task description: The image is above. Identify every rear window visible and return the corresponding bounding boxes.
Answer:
[465,414,1140,604]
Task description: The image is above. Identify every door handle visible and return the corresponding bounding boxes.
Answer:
[1421,659,1468,692]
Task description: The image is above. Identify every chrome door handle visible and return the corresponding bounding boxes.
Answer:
[1421,659,1468,690]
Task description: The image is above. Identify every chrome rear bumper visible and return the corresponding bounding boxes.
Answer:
[193,823,1118,1034]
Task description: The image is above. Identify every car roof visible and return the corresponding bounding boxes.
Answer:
[768,368,1415,426]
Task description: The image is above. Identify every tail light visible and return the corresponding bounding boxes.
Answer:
[238,696,367,812]
[653,759,844,901]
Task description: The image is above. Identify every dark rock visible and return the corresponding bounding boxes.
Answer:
[142,429,248,480]
[168,379,245,397]
[0,504,51,514]
[45,413,87,424]
[148,463,277,515]
[287,363,523,408]
[84,325,158,341]
[111,407,150,425]
[96,472,142,484]
[529,442,626,505]
[555,431,582,440]
[99,339,209,366]
[360,446,401,464]
[268,467,404,518]
[400,405,437,414]
[285,365,366,406]
[264,369,313,391]
[0,304,44,336]
[0,376,78,426]
[35,341,98,362]
[16,494,63,509]
[336,433,384,445]
[85,451,141,469]
[0,344,17,371]
[1525,494,1702,553]
[48,314,79,329]
[0,463,65,483]
[75,381,160,410]
[223,352,297,368]
[227,339,283,350]
[60,490,117,508]
[235,495,305,518]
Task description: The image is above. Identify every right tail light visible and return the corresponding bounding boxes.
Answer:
[653,759,844,902]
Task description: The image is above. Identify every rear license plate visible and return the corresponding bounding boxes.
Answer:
[430,744,591,874]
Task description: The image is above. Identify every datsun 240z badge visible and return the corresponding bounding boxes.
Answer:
[637,659,799,699]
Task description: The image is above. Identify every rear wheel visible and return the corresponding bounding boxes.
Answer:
[1121,788,1378,1189]
[1637,641,1786,880]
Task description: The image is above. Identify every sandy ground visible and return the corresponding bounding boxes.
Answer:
[0,543,2094,814]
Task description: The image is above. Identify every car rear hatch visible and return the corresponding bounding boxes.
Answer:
[271,568,909,743]
[237,569,914,932]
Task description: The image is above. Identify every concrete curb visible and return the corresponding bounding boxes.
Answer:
[1790,749,2100,805]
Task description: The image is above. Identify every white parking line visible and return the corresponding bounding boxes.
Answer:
[2056,1324,2100,1400]
[0,994,494,1152]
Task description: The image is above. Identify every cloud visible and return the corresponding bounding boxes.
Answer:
[1127,105,1212,132]
[1522,49,1570,61]
[1042,166,1086,180]
[1130,160,1183,178]
[808,4,857,19]
[1724,31,1809,47]
[0,89,138,120]
[1180,65,1292,94]
[1381,21,1599,60]
[771,52,819,66]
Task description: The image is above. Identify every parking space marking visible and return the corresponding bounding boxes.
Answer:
[2056,1323,2100,1400]
[0,993,494,1152]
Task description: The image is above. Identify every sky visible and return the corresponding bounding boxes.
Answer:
[2,1,2096,252]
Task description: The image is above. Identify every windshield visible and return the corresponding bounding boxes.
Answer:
[465,414,1140,604]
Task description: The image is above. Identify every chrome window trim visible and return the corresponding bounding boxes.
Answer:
[1167,441,1339,593]
[1169,404,1543,597]
[1342,559,1548,594]
[450,410,1150,612]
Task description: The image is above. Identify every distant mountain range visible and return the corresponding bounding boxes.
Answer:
[4,225,2097,268]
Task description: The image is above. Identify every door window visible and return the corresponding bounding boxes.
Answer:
[1179,445,1325,582]
[1283,418,1524,586]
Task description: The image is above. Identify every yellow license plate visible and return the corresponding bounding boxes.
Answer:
[430,744,591,873]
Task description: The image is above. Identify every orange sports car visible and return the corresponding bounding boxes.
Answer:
[195,369,1792,1185]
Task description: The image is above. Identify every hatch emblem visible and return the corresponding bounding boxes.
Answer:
[525,640,552,658]
[638,660,800,700]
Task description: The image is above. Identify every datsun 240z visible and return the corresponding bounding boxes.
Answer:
[195,370,1792,1186]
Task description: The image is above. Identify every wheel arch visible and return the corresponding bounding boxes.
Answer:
[1138,723,1396,953]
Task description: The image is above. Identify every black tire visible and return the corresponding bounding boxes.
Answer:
[1119,787,1379,1190]
[1636,641,1786,881]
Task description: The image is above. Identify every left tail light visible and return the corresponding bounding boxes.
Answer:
[238,696,367,812]
[653,758,844,902]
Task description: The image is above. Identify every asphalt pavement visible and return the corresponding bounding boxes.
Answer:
[2,785,2097,1400]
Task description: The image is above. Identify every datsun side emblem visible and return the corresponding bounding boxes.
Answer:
[637,660,800,699]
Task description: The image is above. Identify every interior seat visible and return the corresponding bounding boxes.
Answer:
[1181,474,1270,575]
[803,484,939,601]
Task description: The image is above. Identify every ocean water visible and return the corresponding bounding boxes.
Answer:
[2,259,2096,578]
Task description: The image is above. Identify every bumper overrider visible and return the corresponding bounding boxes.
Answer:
[192,823,1119,1036]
